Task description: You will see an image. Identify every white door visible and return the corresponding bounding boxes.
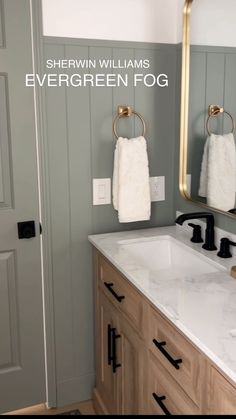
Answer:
[0,0,46,413]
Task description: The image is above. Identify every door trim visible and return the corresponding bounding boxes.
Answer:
[30,0,57,408]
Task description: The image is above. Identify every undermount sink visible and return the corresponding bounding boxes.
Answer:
[118,235,225,280]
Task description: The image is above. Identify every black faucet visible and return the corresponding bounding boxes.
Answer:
[217,238,236,258]
[175,212,217,251]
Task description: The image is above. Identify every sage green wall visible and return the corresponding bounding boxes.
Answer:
[42,36,236,406]
[175,46,236,234]
[43,37,177,405]
[188,45,236,204]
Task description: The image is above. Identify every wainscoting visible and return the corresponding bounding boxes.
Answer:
[42,36,177,405]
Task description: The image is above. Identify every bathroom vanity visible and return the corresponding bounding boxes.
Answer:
[89,227,236,415]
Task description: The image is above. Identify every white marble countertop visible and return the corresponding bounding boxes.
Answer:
[89,226,236,384]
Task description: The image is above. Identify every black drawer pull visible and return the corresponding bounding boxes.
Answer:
[152,393,171,415]
[153,339,182,370]
[104,282,125,303]
[107,324,115,365]
[112,328,121,373]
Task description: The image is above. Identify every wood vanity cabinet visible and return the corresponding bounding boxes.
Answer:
[96,282,145,414]
[93,251,236,415]
[148,306,202,407]
[95,283,145,414]
[117,315,146,414]
[94,253,146,414]
[147,353,199,415]
[95,290,119,414]
[207,367,236,415]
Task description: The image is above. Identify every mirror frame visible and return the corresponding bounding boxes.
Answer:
[179,0,236,219]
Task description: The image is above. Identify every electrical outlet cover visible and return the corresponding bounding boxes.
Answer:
[150,176,165,202]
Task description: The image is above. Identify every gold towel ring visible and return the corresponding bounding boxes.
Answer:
[206,105,235,136]
[113,106,146,139]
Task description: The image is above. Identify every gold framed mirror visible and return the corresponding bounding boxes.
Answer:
[179,0,236,219]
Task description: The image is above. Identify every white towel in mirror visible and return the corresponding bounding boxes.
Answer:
[199,133,236,211]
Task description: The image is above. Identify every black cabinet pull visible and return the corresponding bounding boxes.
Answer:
[152,393,171,415]
[153,339,182,370]
[112,328,121,373]
[104,282,125,303]
[107,324,115,366]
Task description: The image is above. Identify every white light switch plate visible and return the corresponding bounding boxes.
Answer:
[93,178,111,205]
[150,176,165,202]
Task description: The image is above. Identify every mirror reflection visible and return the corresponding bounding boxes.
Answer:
[187,0,236,214]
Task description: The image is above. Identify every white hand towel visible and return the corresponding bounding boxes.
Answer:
[112,140,119,211]
[199,136,210,197]
[199,133,236,211]
[112,136,151,223]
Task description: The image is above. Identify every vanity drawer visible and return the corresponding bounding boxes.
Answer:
[98,254,144,333]
[148,352,199,415]
[208,367,236,414]
[148,306,201,406]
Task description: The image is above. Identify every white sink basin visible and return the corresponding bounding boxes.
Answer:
[118,235,225,280]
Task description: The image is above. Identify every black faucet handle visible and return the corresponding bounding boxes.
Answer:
[188,223,204,244]
[217,238,236,259]
[175,212,216,251]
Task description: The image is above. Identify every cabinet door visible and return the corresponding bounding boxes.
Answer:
[147,353,199,415]
[208,367,236,414]
[117,318,146,415]
[96,290,119,414]
[148,306,201,406]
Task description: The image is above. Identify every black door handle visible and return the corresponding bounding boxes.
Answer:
[153,339,182,370]
[17,221,36,239]
[112,327,121,373]
[104,282,125,303]
[107,324,115,366]
[152,393,171,415]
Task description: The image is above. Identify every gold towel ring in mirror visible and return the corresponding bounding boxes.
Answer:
[113,106,146,139]
[206,104,235,136]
